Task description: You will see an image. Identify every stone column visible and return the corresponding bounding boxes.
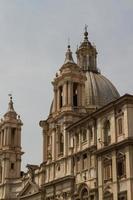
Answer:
[77,84,81,107]
[68,81,73,107]
[5,128,8,146]
[81,84,85,106]
[73,134,76,153]
[63,82,68,106]
[14,128,17,146]
[57,89,60,111]
[79,132,81,151]
[80,84,82,106]
[87,128,90,147]
[8,128,11,146]
[112,150,118,200]
[3,129,6,146]
[0,132,2,149]
[126,146,132,200]
[53,88,57,112]
[43,130,47,162]
[98,156,103,200]
[17,128,21,147]
[64,124,67,156]
[6,128,9,146]
[52,129,56,161]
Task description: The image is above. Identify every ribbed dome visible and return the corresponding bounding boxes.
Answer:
[85,71,120,108]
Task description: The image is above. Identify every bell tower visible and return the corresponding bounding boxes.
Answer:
[40,45,87,163]
[0,96,23,199]
[52,45,87,116]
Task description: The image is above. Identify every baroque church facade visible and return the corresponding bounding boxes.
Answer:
[0,29,133,200]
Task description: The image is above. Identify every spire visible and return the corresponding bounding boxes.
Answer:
[8,94,15,112]
[64,45,74,64]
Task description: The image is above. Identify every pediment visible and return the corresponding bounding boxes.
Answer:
[18,180,40,197]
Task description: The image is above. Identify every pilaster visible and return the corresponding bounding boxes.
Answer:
[112,150,118,200]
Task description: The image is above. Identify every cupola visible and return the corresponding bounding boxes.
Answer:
[76,26,120,110]
[76,25,98,73]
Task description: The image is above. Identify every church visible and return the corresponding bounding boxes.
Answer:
[0,28,133,200]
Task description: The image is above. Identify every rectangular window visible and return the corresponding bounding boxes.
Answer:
[11,163,14,170]
[73,83,78,107]
[90,195,95,200]
[47,136,50,145]
[11,128,16,146]
[118,118,123,135]
[90,127,93,140]
[59,86,63,108]
[83,153,87,170]
[90,155,94,167]
[118,191,127,200]
[117,159,125,178]
[76,134,79,146]
[119,197,126,200]
[82,129,87,142]
[77,157,80,173]
[0,166,2,182]
[104,163,112,182]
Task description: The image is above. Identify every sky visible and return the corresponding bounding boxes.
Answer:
[0,0,133,170]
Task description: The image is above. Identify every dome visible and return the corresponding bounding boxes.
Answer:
[85,71,120,108]
[49,29,120,115]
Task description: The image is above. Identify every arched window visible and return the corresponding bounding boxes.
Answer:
[81,188,89,200]
[103,120,110,146]
[59,86,63,108]
[73,83,78,107]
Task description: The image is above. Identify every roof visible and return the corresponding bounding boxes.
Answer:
[84,71,120,108]
[66,93,133,131]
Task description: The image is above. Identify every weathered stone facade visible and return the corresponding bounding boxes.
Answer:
[0,29,132,200]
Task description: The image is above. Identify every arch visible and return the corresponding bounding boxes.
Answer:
[103,190,113,200]
[81,188,89,199]
[77,183,89,200]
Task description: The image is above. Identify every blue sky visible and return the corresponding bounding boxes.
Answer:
[0,0,133,170]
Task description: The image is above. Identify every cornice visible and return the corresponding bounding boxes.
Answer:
[42,175,75,187]
[66,94,133,131]
[95,137,133,155]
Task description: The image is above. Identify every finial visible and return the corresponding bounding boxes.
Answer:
[84,24,88,33]
[67,37,70,46]
[8,93,12,100]
[84,24,88,40]
[64,41,74,64]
